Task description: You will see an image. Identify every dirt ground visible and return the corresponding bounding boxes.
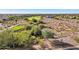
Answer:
[42,18,79,50]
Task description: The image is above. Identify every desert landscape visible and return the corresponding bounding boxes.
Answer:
[0,14,79,50]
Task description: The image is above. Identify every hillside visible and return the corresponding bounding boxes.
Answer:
[0,14,79,50]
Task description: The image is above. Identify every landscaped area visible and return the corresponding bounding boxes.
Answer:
[0,14,79,50]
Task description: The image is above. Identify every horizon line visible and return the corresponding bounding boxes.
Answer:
[0,9,79,14]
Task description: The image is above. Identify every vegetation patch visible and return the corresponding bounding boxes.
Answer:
[27,16,42,21]
[12,25,25,31]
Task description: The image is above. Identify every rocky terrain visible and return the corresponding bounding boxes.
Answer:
[0,14,79,50]
[42,18,79,50]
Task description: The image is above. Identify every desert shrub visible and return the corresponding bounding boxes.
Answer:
[12,25,25,31]
[69,16,76,19]
[22,30,38,48]
[41,28,55,38]
[38,20,46,24]
[25,24,32,30]
[32,19,37,22]
[0,19,3,23]
[27,16,42,21]
[31,25,42,37]
[0,27,4,30]
[76,16,79,20]
[24,17,28,21]
[30,19,40,25]
[0,30,32,49]
[76,20,79,23]
[38,24,47,29]
[14,30,37,48]
[38,39,44,47]
[0,30,17,49]
[74,36,79,43]
[8,16,15,20]
[54,16,62,20]
[28,36,36,44]
[15,31,29,48]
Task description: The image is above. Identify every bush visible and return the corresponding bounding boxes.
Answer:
[27,16,42,21]
[0,19,3,23]
[38,24,47,29]
[71,16,76,19]
[28,36,36,44]
[32,19,37,22]
[25,24,32,30]
[15,31,29,47]
[41,28,55,38]
[12,25,25,31]
[0,30,17,49]
[0,30,34,49]
[38,20,46,24]
[24,17,28,21]
[31,25,42,36]
[74,36,79,43]
[38,39,44,47]
[54,16,62,20]
[0,27,4,30]
[8,16,15,20]
[0,30,31,49]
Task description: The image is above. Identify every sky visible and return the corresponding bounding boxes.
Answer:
[0,9,79,14]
